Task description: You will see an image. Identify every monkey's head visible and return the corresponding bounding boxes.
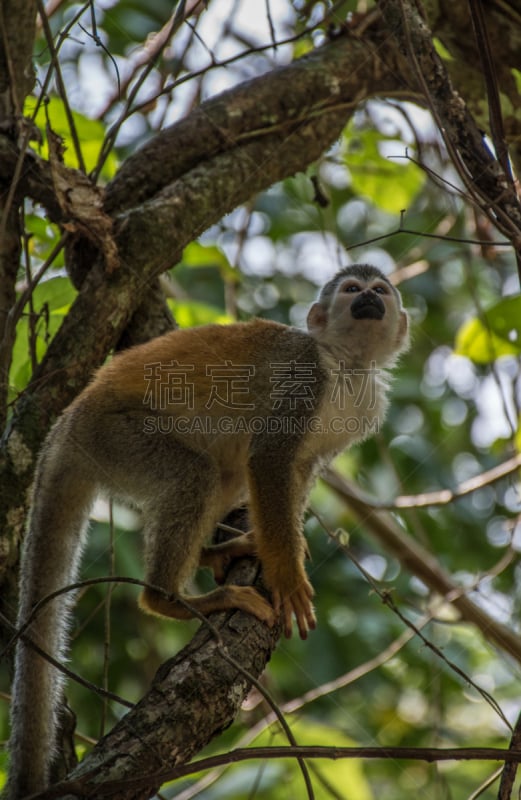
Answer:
[307,264,409,366]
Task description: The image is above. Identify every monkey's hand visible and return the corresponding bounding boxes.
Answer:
[263,563,316,640]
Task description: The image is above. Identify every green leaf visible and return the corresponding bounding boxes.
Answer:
[344,127,424,213]
[454,296,521,364]
[0,748,6,793]
[454,316,520,364]
[182,242,236,280]
[512,69,521,94]
[485,295,521,345]
[9,277,77,396]
[168,299,232,327]
[24,97,117,179]
[433,39,453,61]
[25,213,64,268]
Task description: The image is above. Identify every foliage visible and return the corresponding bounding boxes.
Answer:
[2,1,521,799]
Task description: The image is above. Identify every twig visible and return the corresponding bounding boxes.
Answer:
[0,609,133,709]
[467,0,513,185]
[36,0,86,172]
[497,710,521,799]
[175,617,429,800]
[390,453,521,510]
[30,744,521,799]
[323,468,521,664]
[345,219,512,253]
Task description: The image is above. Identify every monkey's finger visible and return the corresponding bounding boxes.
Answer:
[283,601,294,639]
[305,604,317,631]
[300,593,316,627]
[284,590,312,639]
[296,614,308,640]
[276,593,293,638]
[295,600,316,639]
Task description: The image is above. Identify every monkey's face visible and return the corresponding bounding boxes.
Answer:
[307,272,409,364]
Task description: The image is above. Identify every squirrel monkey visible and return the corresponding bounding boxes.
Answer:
[6,263,408,799]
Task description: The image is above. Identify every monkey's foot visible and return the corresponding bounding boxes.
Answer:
[140,583,276,628]
[271,579,316,640]
[224,584,276,627]
[200,532,256,583]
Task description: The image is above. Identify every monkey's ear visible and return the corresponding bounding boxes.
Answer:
[307,303,328,333]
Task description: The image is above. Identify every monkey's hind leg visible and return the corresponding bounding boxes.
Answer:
[138,466,274,628]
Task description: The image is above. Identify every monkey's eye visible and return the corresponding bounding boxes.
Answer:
[373,285,388,294]
[343,283,360,293]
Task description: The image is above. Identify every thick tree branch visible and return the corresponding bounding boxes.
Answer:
[0,137,63,222]
[103,31,405,215]
[423,1,521,173]
[0,0,36,119]
[0,0,37,427]
[0,0,38,617]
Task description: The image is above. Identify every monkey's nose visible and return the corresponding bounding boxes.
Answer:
[351,290,385,320]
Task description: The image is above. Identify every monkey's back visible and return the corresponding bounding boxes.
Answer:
[79,318,325,418]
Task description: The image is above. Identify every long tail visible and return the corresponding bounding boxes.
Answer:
[5,415,96,800]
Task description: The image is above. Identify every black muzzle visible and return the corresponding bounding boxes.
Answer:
[351,290,385,320]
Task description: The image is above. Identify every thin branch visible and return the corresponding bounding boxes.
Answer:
[35,0,92,112]
[469,768,503,799]
[334,534,511,730]
[467,0,514,185]
[498,710,521,799]
[30,744,521,799]
[215,635,314,800]
[93,1,195,180]
[176,620,426,800]
[0,574,217,659]
[114,0,353,128]
[390,453,521,510]
[36,0,86,172]
[345,217,512,253]
[0,609,133,710]
[1,569,317,797]
[79,0,121,99]
[322,468,521,664]
[2,235,67,357]
[94,1,207,120]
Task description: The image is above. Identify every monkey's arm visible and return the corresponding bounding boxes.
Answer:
[247,439,316,639]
